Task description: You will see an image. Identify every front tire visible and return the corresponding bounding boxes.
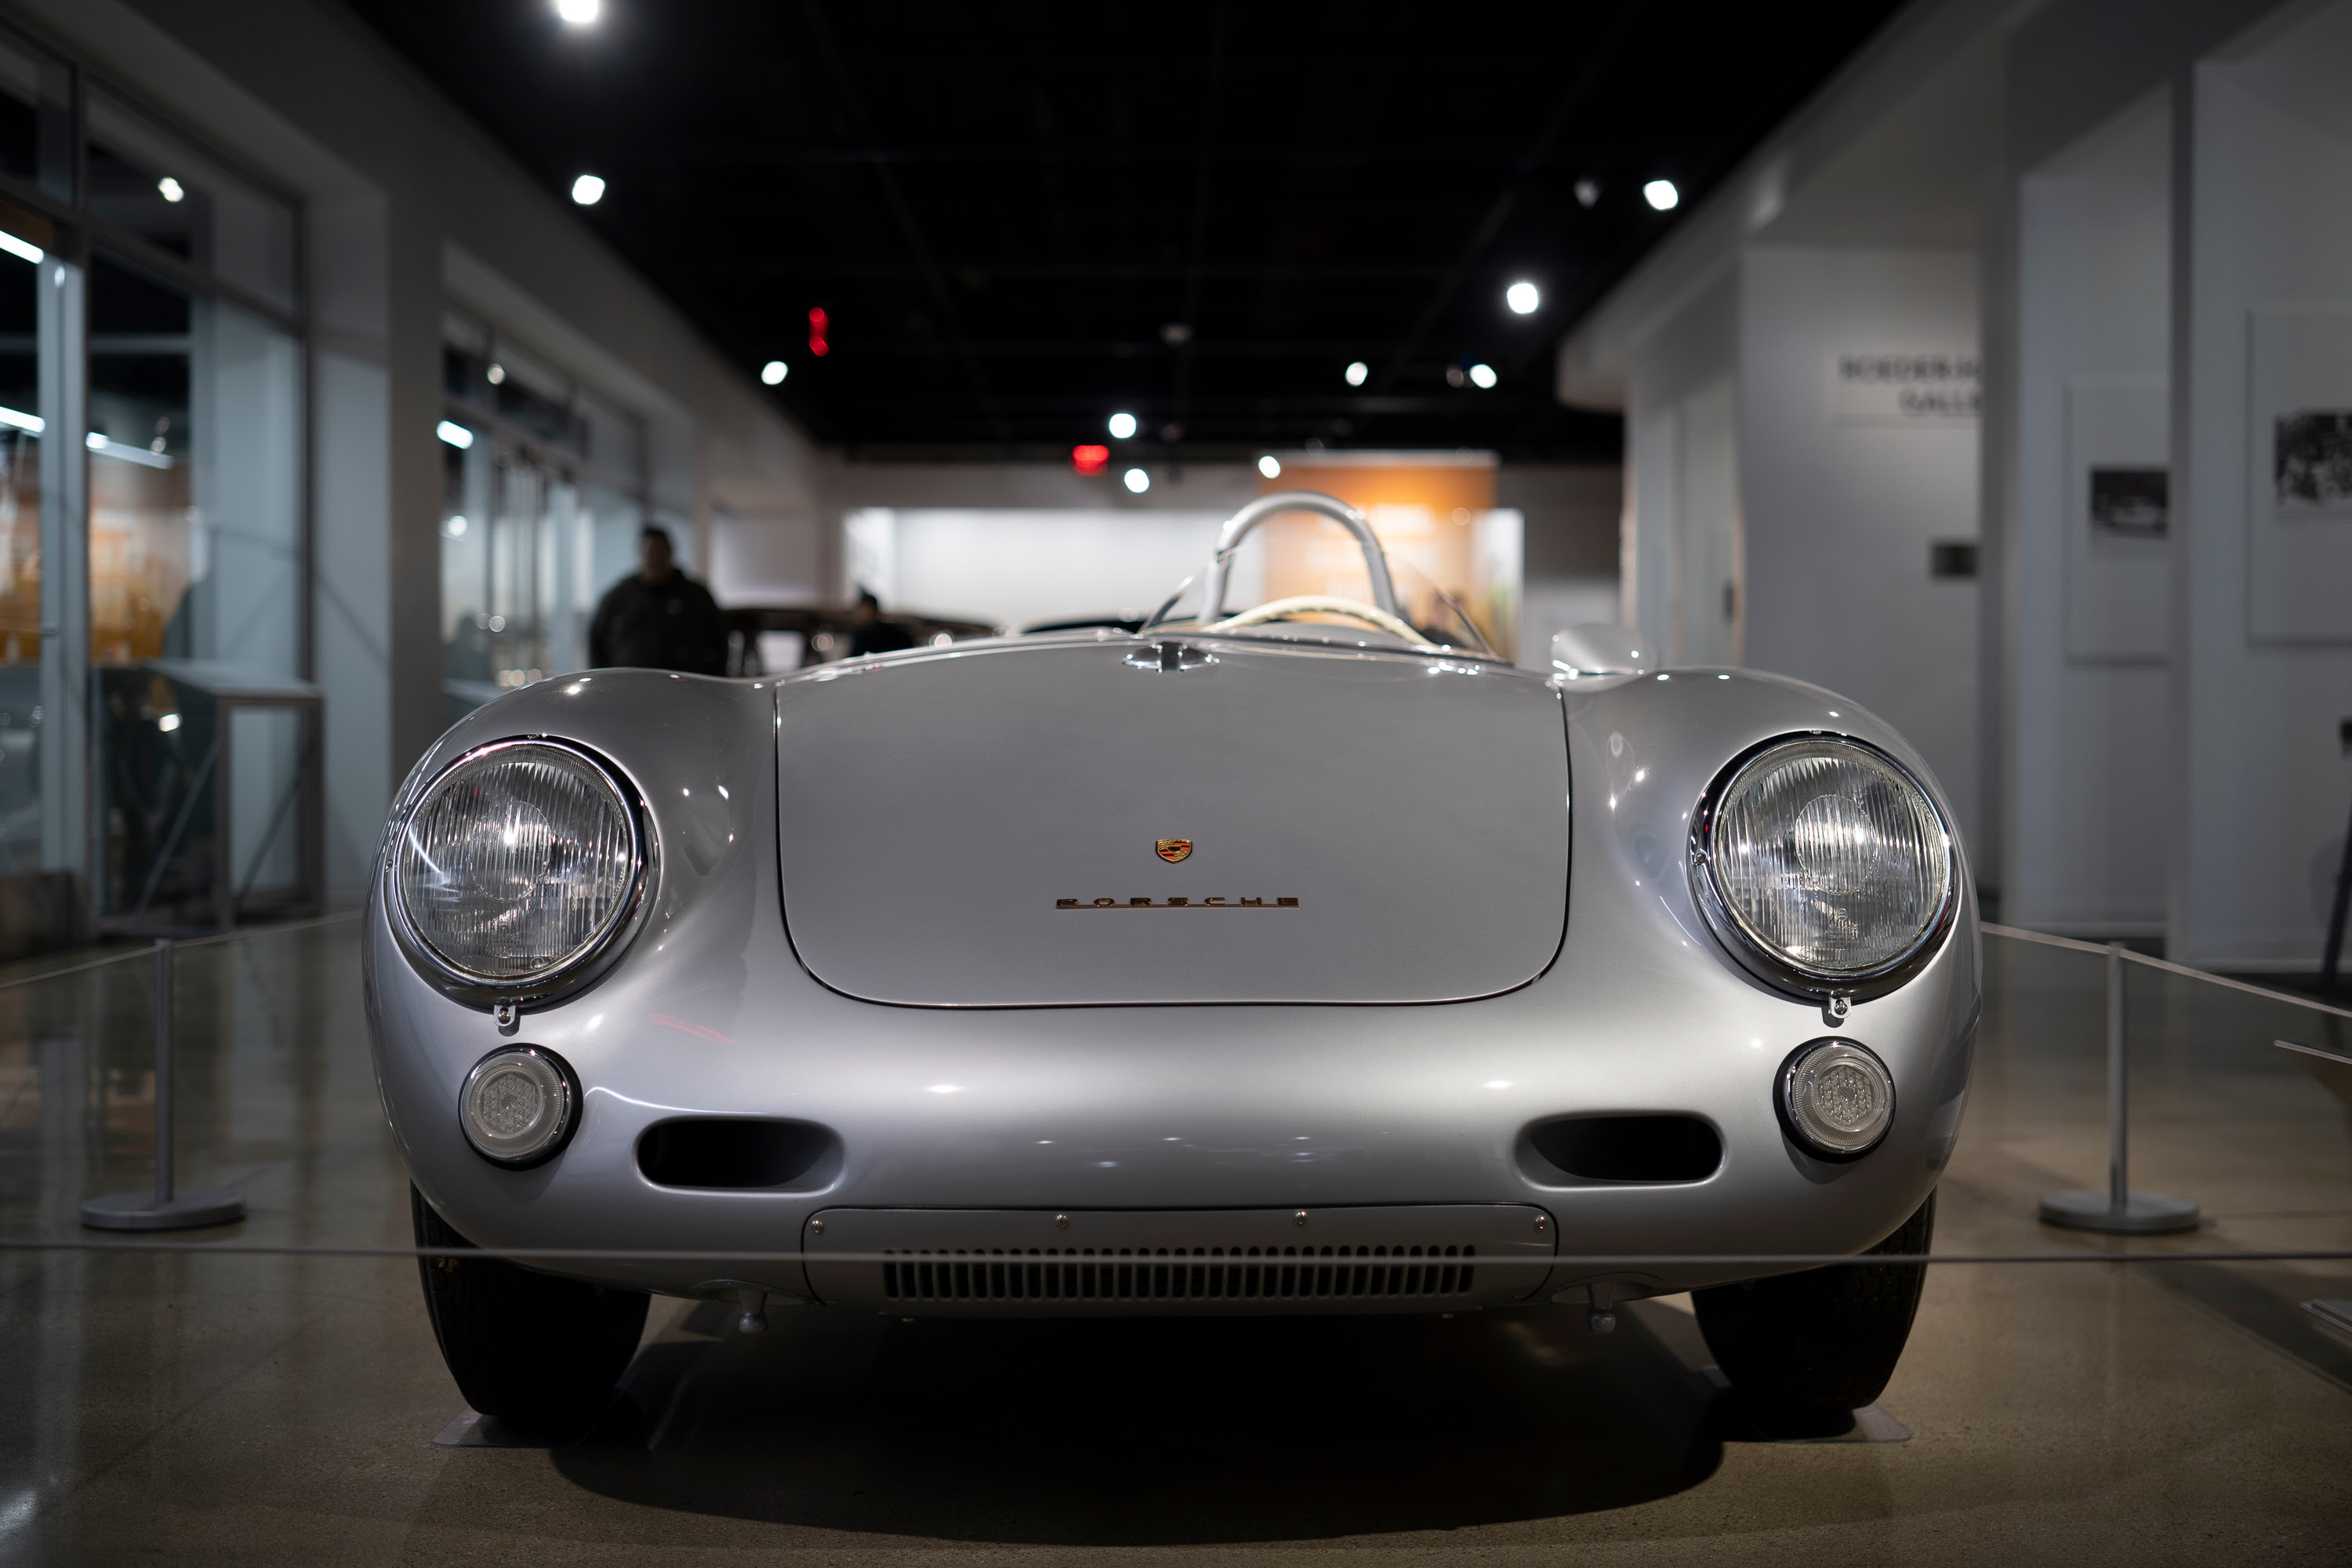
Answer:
[412,1185,649,1434]
[1693,1190,1934,1423]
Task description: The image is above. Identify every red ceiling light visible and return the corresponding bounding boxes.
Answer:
[1071,444,1109,476]
[808,306,829,358]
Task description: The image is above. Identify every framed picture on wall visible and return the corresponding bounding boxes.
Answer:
[2274,410,2352,518]
[2063,379,2168,662]
[2248,308,2352,641]
[2089,466,2169,538]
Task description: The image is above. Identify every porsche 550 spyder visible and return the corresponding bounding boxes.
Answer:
[369,492,1976,1435]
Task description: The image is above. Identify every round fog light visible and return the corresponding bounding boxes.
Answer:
[1778,1040,1894,1160]
[460,1045,579,1167]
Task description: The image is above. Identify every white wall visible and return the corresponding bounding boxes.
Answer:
[1624,269,1739,663]
[866,510,1263,633]
[2174,1,2352,966]
[2006,93,2172,934]
[1740,245,1983,848]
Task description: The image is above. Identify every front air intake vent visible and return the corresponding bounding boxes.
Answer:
[880,1243,1477,1304]
[636,1118,840,1190]
[1522,1115,1722,1185]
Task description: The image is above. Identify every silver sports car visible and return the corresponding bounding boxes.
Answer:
[368,492,1976,1435]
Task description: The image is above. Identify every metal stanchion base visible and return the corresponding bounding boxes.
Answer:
[2303,1298,2352,1337]
[81,1188,246,1231]
[2037,1189,2200,1234]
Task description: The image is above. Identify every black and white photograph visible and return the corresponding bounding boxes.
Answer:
[2089,465,2169,538]
[2274,409,2352,516]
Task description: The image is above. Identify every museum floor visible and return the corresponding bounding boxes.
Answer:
[1,920,2347,1565]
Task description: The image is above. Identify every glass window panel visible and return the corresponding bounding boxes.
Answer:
[0,242,39,871]
[90,254,302,677]
[576,387,644,488]
[442,310,488,408]
[489,341,576,452]
[87,89,298,315]
[0,27,73,201]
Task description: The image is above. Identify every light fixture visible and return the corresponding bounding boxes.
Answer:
[485,363,506,386]
[446,515,469,537]
[1107,412,1138,440]
[1123,467,1150,494]
[1258,455,1281,479]
[554,0,601,24]
[1469,363,1497,390]
[437,420,476,449]
[1506,281,1540,315]
[0,405,42,434]
[808,307,829,357]
[1344,361,1368,387]
[1573,177,1600,208]
[0,230,42,265]
[156,176,185,204]
[571,174,605,205]
[1777,1040,1896,1160]
[760,360,787,385]
[460,1045,582,1168]
[158,713,181,733]
[1644,179,1679,211]
[1071,444,1109,476]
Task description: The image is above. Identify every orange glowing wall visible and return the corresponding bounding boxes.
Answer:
[1258,457,1515,655]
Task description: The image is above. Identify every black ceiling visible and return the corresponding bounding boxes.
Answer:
[345,0,1905,463]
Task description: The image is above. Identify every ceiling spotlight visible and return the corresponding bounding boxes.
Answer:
[1072,445,1110,476]
[1123,467,1150,494]
[1644,179,1679,211]
[1469,363,1498,389]
[760,360,787,385]
[1506,281,1540,315]
[571,173,605,205]
[1445,365,1466,388]
[555,0,601,23]
[1107,412,1138,440]
[1574,177,1600,208]
[436,420,476,450]
[156,176,185,204]
[1258,455,1281,479]
[486,362,506,385]
[1344,361,1369,387]
[1159,322,1193,347]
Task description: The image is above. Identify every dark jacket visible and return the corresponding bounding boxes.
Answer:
[588,571,728,674]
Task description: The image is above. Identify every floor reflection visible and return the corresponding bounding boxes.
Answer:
[541,1302,1729,1543]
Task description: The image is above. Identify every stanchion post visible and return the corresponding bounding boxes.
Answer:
[82,938,246,1232]
[2039,942,2199,1235]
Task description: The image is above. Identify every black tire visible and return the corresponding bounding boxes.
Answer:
[412,1185,649,1434]
[1693,1190,1934,1422]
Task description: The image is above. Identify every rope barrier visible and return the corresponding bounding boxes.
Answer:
[0,908,359,994]
[0,1239,2344,1269]
[1984,921,2352,1021]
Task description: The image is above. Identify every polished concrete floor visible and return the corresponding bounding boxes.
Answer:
[2,921,2348,1564]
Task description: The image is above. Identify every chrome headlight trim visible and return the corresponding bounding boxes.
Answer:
[1688,732,1958,1003]
[385,736,655,1008]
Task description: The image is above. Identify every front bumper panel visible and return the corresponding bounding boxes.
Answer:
[804,1204,1558,1316]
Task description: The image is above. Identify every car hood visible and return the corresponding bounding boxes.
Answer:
[774,635,1570,1006]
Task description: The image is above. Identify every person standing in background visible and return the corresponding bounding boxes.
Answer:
[590,525,727,674]
[846,590,915,657]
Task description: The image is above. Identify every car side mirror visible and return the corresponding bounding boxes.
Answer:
[1550,624,1657,678]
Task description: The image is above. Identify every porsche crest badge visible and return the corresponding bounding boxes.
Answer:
[1155,838,1193,863]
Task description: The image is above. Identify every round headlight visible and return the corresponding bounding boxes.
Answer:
[393,739,646,1000]
[1693,735,1955,996]
[1778,1039,1895,1159]
[460,1044,579,1167]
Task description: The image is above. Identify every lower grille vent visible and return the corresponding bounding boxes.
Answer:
[880,1243,1477,1304]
